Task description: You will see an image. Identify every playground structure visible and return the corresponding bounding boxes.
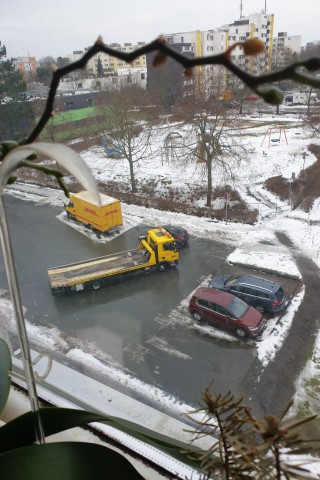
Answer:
[261,127,288,148]
[161,131,184,165]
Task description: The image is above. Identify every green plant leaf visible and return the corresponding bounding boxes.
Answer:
[0,408,107,453]
[0,338,11,416]
[0,442,144,480]
[0,407,203,468]
[0,142,100,205]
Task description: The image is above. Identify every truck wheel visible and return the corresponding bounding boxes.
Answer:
[67,212,72,219]
[92,281,101,290]
[158,263,167,272]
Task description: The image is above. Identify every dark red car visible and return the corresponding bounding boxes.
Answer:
[189,287,266,339]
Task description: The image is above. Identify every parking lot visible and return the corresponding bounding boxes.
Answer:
[2,194,312,422]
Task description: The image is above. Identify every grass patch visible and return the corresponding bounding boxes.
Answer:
[36,106,98,125]
[40,123,104,143]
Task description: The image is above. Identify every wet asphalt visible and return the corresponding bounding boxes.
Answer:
[2,194,319,423]
[239,231,320,418]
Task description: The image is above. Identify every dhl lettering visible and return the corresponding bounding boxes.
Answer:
[104,209,119,216]
[83,207,98,216]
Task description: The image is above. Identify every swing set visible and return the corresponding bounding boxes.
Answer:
[260,127,288,148]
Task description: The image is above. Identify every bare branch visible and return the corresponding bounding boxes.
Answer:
[23,37,320,145]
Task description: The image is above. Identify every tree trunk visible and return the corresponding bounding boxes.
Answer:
[128,158,136,192]
[206,153,212,207]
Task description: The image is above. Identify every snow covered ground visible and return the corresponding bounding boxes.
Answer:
[1,113,320,450]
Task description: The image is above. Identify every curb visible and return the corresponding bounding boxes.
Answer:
[227,261,302,281]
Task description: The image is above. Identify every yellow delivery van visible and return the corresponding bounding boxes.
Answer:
[64,191,123,233]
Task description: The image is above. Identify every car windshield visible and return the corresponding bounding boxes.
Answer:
[227,296,249,318]
[225,275,240,286]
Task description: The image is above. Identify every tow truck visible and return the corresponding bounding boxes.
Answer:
[48,228,179,295]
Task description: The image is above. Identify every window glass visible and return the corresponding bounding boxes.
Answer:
[214,304,229,315]
[197,299,209,308]
[258,291,270,299]
[243,287,256,296]
[227,297,249,317]
[229,285,242,292]
[275,287,284,301]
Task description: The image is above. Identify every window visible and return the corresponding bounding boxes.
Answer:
[275,287,285,301]
[214,304,229,316]
[163,242,175,251]
[197,299,210,308]
[230,286,243,293]
[257,291,270,299]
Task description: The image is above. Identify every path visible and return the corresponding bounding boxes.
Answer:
[240,231,320,419]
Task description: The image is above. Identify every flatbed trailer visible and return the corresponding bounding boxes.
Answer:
[48,228,179,295]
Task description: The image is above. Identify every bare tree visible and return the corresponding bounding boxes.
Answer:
[98,81,158,192]
[176,78,247,207]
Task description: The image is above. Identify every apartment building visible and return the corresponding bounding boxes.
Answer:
[302,40,320,54]
[65,50,84,63]
[11,56,38,80]
[85,42,147,76]
[272,32,301,67]
[166,11,274,67]
[147,41,195,106]
[162,11,275,97]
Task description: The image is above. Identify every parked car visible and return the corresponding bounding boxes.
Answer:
[208,274,287,314]
[162,225,189,248]
[245,94,260,100]
[189,287,266,338]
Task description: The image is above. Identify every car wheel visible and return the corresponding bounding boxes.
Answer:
[235,328,246,338]
[92,281,101,290]
[67,212,72,219]
[256,305,265,313]
[158,263,167,272]
[192,311,202,322]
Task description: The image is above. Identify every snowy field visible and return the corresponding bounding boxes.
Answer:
[2,112,320,426]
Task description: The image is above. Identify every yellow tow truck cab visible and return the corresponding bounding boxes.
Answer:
[47,228,179,295]
[64,191,123,233]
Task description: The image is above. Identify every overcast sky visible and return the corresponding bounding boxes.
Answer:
[2,0,319,59]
